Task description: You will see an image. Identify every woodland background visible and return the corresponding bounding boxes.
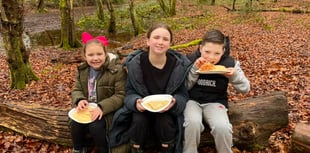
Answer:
[0,0,309,152]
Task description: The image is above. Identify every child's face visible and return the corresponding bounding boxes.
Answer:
[200,42,224,64]
[84,43,106,70]
[147,27,171,55]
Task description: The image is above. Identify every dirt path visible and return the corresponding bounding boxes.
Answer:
[24,6,96,34]
[0,6,96,54]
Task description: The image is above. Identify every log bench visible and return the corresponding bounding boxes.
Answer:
[0,91,288,151]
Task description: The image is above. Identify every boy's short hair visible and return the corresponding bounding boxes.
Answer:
[201,29,226,46]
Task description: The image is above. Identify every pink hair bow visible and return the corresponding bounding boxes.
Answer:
[81,32,109,46]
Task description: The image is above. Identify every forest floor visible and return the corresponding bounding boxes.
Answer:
[0,0,309,153]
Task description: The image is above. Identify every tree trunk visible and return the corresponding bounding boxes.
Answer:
[291,123,310,153]
[157,0,176,17]
[0,91,288,149]
[37,0,45,12]
[96,0,105,21]
[232,0,236,11]
[59,0,78,49]
[157,0,168,16]
[201,91,288,151]
[169,0,176,16]
[0,0,39,89]
[106,0,116,34]
[128,0,141,36]
[211,0,215,5]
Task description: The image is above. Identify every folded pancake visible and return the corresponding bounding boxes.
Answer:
[144,100,169,111]
[72,106,93,123]
[199,63,226,72]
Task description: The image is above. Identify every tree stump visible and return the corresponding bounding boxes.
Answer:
[0,91,288,150]
[291,122,310,153]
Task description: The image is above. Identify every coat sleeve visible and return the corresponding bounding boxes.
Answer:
[170,83,189,116]
[71,74,87,106]
[229,61,251,93]
[123,78,142,112]
[169,55,191,116]
[186,64,199,90]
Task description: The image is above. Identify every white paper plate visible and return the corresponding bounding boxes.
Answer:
[196,70,228,74]
[68,103,97,124]
[141,94,172,112]
[196,65,228,74]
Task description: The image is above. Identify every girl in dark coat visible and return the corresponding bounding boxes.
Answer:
[70,32,127,153]
[109,23,191,153]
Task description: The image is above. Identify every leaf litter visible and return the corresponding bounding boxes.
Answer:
[0,1,309,153]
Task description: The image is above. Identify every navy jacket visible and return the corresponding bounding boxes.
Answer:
[109,49,191,153]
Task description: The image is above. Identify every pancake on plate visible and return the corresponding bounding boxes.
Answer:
[144,100,170,111]
[198,63,227,72]
[72,106,94,123]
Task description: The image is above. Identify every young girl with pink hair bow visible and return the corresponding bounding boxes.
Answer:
[70,32,127,153]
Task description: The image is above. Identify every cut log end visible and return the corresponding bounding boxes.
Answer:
[291,122,310,153]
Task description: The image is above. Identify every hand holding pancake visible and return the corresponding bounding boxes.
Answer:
[194,57,207,68]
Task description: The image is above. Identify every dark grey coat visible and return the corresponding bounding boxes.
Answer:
[109,49,191,153]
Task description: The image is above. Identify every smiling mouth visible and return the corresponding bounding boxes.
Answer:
[91,62,101,65]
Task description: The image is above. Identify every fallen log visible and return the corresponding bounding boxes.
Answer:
[291,122,310,153]
[200,91,288,151]
[0,91,288,150]
[220,5,310,14]
[0,102,70,146]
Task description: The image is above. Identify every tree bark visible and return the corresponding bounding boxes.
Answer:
[37,0,45,13]
[0,0,39,89]
[232,0,237,11]
[0,91,288,149]
[0,102,70,146]
[169,0,176,16]
[291,123,310,153]
[96,0,105,21]
[128,0,139,36]
[157,0,176,17]
[221,5,310,14]
[59,0,79,49]
[106,0,116,34]
[211,0,215,5]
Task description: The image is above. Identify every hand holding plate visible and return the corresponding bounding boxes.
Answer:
[223,67,235,77]
[160,98,176,113]
[90,106,103,120]
[141,94,172,112]
[136,99,145,112]
[68,103,98,124]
